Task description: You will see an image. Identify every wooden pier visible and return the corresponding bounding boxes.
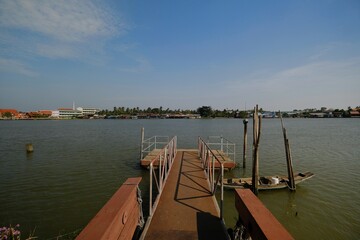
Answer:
[140,150,228,239]
[77,135,294,240]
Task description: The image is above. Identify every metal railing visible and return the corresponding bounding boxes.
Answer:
[207,136,236,163]
[149,136,177,216]
[198,137,224,220]
[141,135,169,160]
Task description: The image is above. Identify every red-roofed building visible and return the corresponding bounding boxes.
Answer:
[0,109,20,119]
[39,110,52,116]
[26,110,53,118]
[350,109,360,117]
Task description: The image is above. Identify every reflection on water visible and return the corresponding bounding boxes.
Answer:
[285,192,297,218]
[0,119,359,239]
[26,152,34,161]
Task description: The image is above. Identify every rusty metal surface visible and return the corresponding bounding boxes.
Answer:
[144,150,228,240]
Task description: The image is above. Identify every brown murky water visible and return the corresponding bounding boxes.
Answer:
[1,119,359,239]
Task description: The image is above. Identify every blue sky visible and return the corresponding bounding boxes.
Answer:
[0,0,359,111]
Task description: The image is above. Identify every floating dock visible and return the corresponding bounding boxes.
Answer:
[140,149,163,168]
[140,134,236,170]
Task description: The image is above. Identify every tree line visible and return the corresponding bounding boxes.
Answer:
[98,105,359,118]
[98,106,246,118]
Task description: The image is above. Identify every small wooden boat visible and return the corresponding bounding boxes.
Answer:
[222,172,314,190]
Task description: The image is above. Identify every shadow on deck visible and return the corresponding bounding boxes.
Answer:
[142,150,228,240]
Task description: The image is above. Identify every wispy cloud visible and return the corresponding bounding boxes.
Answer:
[0,58,36,77]
[118,56,152,73]
[224,58,360,109]
[0,0,127,62]
[0,0,124,42]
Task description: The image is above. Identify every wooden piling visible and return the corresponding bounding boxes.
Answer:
[251,105,261,195]
[279,112,296,191]
[243,119,248,168]
[26,144,34,153]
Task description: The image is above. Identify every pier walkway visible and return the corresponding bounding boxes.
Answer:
[141,150,228,240]
[77,135,294,240]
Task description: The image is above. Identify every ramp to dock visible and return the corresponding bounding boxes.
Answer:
[142,150,228,240]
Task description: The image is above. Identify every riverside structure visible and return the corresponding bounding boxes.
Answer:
[77,136,293,240]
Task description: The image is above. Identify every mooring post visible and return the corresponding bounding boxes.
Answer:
[140,127,145,160]
[251,105,261,196]
[243,119,248,168]
[26,143,34,153]
[279,111,296,191]
[286,139,296,190]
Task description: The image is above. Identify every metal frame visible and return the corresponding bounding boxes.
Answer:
[198,137,224,220]
[141,135,170,160]
[149,136,177,216]
[206,136,236,164]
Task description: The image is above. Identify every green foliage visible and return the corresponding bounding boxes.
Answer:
[2,112,12,118]
[97,106,357,118]
[197,106,213,118]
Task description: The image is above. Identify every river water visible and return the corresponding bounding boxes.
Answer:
[0,119,359,239]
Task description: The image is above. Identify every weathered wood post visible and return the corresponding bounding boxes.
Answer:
[26,143,34,153]
[140,127,145,160]
[243,118,248,168]
[251,105,261,195]
[279,112,296,191]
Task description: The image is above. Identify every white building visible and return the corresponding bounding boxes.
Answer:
[51,105,100,119]
[76,107,99,116]
[51,110,59,118]
[57,108,83,118]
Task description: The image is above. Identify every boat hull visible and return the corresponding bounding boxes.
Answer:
[222,172,314,190]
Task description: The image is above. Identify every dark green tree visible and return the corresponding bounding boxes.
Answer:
[2,112,12,118]
[197,106,213,118]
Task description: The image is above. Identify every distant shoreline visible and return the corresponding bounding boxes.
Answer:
[1,116,358,121]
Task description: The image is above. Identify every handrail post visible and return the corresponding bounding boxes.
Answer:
[159,154,162,191]
[140,127,145,160]
[164,147,168,182]
[167,142,171,172]
[149,163,153,216]
[220,164,224,220]
[212,155,215,192]
[207,150,210,181]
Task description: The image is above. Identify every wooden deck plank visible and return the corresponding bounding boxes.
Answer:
[141,149,163,168]
[143,150,228,240]
[212,150,236,170]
